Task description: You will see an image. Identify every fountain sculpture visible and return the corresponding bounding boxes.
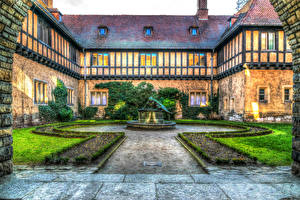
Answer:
[127,97,176,129]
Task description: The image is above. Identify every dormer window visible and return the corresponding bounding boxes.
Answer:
[189,27,199,36]
[144,27,153,37]
[99,26,108,37]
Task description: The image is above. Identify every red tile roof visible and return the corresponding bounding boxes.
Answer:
[61,0,282,50]
[62,15,229,50]
[240,0,282,26]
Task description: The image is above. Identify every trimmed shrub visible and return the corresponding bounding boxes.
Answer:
[78,101,98,119]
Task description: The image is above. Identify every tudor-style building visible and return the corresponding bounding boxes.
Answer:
[12,0,293,127]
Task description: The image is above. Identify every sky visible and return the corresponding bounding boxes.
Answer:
[53,0,237,16]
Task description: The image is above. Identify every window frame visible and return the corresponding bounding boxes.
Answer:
[99,27,108,37]
[90,90,108,106]
[33,79,48,105]
[188,53,206,67]
[282,86,292,103]
[140,53,157,67]
[67,88,74,106]
[261,32,276,51]
[37,17,52,47]
[144,27,153,37]
[189,91,208,107]
[258,86,269,103]
[91,53,110,66]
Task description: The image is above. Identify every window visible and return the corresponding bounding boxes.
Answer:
[188,53,206,66]
[190,92,207,107]
[284,88,291,102]
[91,53,109,66]
[191,28,198,36]
[189,27,199,36]
[34,80,48,104]
[144,27,153,36]
[91,91,108,106]
[69,45,77,63]
[67,88,74,105]
[261,32,276,50]
[99,27,108,37]
[259,88,267,103]
[38,18,51,46]
[140,53,157,67]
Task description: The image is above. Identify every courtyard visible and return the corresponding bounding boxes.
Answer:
[0,120,299,199]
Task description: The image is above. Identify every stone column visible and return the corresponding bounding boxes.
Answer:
[0,0,31,177]
[269,0,300,176]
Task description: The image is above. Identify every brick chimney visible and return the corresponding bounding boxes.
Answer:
[47,0,53,8]
[196,0,208,20]
[49,8,63,22]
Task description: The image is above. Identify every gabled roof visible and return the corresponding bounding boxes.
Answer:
[62,15,229,50]
[239,0,282,26]
[216,0,282,49]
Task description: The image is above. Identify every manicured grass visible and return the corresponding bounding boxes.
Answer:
[13,127,84,165]
[214,123,293,166]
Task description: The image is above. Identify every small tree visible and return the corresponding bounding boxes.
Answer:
[39,79,73,122]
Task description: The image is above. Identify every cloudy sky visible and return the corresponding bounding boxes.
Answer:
[53,0,237,16]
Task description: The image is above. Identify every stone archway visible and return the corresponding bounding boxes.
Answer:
[268,0,300,175]
[0,0,299,176]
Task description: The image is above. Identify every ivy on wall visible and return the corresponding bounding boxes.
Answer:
[95,81,219,120]
[39,79,74,122]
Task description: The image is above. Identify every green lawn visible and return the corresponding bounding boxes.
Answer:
[12,120,293,166]
[13,127,84,165]
[214,123,293,166]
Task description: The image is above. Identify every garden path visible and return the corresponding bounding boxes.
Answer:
[74,124,238,174]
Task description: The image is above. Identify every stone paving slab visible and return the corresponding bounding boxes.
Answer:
[218,183,288,200]
[192,173,255,184]
[1,166,300,200]
[124,174,194,183]
[95,183,156,200]
[23,182,102,200]
[0,176,42,199]
[156,183,229,200]
[55,173,125,182]
[272,183,300,198]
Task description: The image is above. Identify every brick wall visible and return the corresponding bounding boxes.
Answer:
[0,0,32,176]
[269,0,300,176]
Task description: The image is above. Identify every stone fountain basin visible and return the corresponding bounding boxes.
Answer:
[127,120,176,130]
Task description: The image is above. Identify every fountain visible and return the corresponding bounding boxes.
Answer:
[127,97,176,129]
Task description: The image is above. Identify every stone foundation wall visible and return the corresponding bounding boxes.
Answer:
[78,79,218,119]
[0,0,32,176]
[12,54,79,127]
[244,69,293,122]
[218,71,246,121]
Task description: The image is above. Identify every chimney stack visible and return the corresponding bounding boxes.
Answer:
[47,0,53,8]
[197,0,208,20]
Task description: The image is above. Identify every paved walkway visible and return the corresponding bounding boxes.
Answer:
[0,166,299,200]
[74,124,237,174]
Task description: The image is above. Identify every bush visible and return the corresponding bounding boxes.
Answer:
[78,101,98,119]
[232,158,246,165]
[95,82,155,120]
[75,155,89,165]
[215,157,230,164]
[38,105,56,122]
[39,79,73,122]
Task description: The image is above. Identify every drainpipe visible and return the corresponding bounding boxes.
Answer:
[84,49,87,108]
[210,50,214,103]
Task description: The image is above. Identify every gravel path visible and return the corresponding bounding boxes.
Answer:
[74,124,238,174]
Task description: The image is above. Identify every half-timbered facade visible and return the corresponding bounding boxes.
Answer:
[12,0,293,126]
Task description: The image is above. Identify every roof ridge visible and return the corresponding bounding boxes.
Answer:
[240,0,257,24]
